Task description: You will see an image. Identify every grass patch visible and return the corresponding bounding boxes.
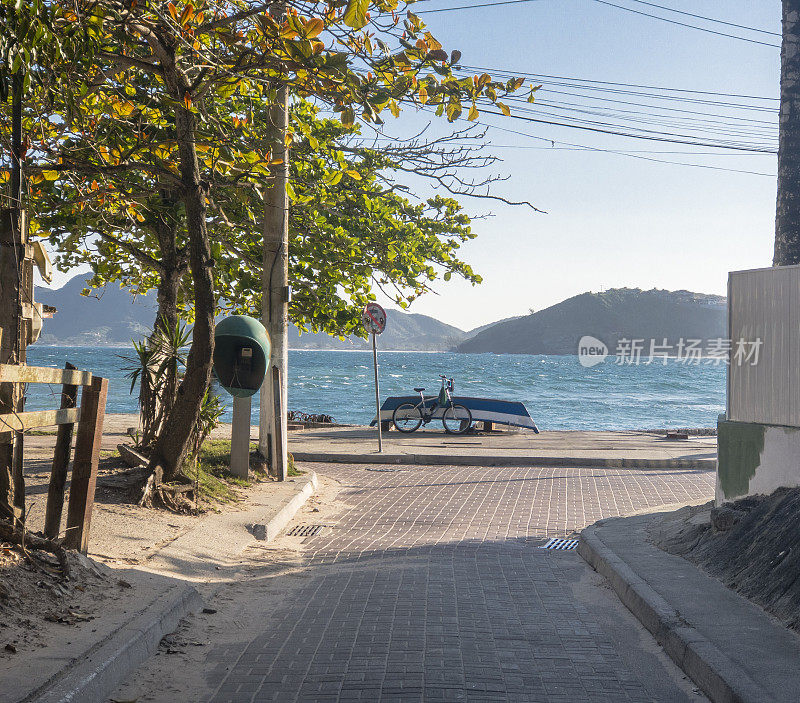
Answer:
[26,429,57,436]
[288,453,304,477]
[183,439,267,505]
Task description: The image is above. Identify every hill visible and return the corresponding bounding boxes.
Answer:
[33,277,466,350]
[35,277,155,346]
[455,288,726,355]
[290,313,465,351]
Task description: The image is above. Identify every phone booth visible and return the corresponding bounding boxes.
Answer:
[213,315,271,397]
[213,315,271,478]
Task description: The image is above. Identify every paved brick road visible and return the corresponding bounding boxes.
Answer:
[130,464,715,703]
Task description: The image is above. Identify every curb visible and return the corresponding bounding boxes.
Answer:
[21,472,317,702]
[28,581,201,703]
[252,471,319,541]
[292,452,715,470]
[578,524,767,703]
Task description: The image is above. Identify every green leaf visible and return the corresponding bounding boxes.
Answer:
[341,107,356,126]
[343,0,370,29]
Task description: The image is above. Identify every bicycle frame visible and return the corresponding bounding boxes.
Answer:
[415,376,454,423]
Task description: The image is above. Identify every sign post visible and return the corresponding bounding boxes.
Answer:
[362,303,387,453]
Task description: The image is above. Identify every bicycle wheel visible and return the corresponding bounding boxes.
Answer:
[393,403,423,433]
[442,404,472,434]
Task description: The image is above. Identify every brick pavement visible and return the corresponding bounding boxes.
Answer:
[153,464,715,703]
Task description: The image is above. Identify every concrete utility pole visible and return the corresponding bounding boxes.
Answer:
[0,72,28,525]
[259,8,289,480]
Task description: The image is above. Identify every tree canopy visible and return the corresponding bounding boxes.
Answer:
[2,0,533,481]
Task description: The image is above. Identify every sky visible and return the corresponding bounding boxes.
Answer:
[374,0,781,330]
[43,1,782,332]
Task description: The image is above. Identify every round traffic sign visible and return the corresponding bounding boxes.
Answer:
[362,302,387,335]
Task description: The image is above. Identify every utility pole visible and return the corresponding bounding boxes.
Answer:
[259,1,289,480]
[775,0,800,265]
[0,71,27,525]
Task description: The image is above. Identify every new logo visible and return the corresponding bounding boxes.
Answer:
[578,336,608,368]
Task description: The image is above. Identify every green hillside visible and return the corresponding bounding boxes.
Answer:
[456,288,726,355]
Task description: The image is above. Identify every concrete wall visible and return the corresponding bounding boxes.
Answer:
[719,265,800,504]
[728,264,800,427]
[717,419,800,504]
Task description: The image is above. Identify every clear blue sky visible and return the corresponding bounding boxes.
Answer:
[378,0,781,330]
[46,1,781,332]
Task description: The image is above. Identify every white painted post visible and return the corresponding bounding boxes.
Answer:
[231,395,252,479]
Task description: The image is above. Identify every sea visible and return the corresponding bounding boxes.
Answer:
[21,347,726,431]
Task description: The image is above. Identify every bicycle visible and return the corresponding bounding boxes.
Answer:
[392,375,473,435]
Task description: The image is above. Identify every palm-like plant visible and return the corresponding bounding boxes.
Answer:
[122,318,191,449]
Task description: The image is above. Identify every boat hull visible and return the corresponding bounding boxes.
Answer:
[371,396,539,432]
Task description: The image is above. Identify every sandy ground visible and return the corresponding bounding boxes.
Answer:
[109,476,345,703]
[18,413,268,566]
[0,413,317,685]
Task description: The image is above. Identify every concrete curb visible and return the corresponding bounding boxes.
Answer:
[20,472,317,703]
[292,452,714,470]
[578,524,767,703]
[28,581,201,703]
[253,471,319,541]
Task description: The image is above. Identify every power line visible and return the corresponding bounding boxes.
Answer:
[474,106,776,152]
[592,0,780,48]
[367,138,775,155]
[510,99,778,140]
[623,0,779,37]
[449,68,779,146]
[416,0,543,13]
[492,101,777,147]
[518,85,778,114]
[456,64,779,102]
[516,94,777,127]
[414,0,780,48]
[461,117,777,176]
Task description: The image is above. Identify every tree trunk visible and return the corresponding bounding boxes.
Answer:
[140,208,185,449]
[147,97,215,483]
[775,0,800,265]
[153,212,183,332]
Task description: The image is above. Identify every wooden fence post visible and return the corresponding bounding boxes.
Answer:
[64,376,108,553]
[44,362,78,540]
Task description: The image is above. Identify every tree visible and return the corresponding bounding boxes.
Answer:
[5,0,530,486]
[775,0,800,265]
[35,101,512,334]
[216,102,524,333]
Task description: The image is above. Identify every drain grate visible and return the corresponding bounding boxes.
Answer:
[286,524,325,537]
[541,538,579,551]
[366,467,404,472]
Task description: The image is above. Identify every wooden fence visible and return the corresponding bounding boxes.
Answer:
[0,363,108,553]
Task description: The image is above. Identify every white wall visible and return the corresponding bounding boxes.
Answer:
[728,264,800,427]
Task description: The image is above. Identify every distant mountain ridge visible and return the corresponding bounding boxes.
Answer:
[290,313,465,351]
[456,288,726,355]
[36,277,155,347]
[33,279,727,355]
[33,277,467,350]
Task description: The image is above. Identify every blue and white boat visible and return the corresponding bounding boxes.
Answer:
[371,395,539,432]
